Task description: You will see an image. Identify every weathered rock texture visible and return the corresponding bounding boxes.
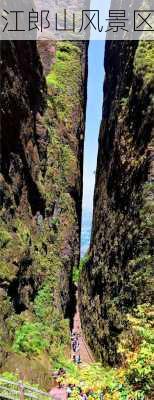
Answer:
[79,41,154,365]
[0,40,88,384]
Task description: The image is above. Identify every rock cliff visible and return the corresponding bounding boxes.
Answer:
[0,40,88,385]
[79,41,154,365]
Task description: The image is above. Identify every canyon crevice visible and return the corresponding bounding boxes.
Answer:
[0,37,153,395]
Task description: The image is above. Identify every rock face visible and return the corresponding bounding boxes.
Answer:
[0,40,88,382]
[79,41,154,365]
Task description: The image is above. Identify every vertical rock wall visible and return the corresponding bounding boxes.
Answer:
[79,41,154,365]
[0,39,88,383]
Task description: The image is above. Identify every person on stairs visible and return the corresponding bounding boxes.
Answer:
[66,384,72,398]
[79,389,87,400]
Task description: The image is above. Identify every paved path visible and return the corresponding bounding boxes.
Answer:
[50,294,94,398]
[50,387,67,400]
[72,300,94,365]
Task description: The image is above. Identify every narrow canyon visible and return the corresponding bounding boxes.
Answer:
[0,38,153,398]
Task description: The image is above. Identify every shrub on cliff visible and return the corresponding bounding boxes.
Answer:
[0,229,12,249]
[13,322,48,355]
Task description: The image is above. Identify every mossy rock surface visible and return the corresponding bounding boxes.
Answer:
[0,39,88,381]
[79,40,154,367]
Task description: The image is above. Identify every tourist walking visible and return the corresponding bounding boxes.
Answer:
[66,384,72,398]
[76,354,81,365]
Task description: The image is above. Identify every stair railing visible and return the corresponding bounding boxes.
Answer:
[0,377,52,400]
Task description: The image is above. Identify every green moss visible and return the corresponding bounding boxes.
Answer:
[0,40,81,374]
[73,253,91,284]
[14,219,31,246]
[46,41,81,124]
[34,281,55,321]
[59,193,74,214]
[47,42,81,87]
[134,41,154,84]
[120,97,128,109]
[36,171,46,198]
[140,182,154,229]
[43,41,81,222]
[44,128,77,214]
[0,260,17,281]
[61,144,77,183]
[0,229,12,249]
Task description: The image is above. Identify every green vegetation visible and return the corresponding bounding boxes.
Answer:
[0,41,82,377]
[2,38,153,400]
[44,127,77,208]
[13,322,48,355]
[0,260,17,281]
[140,182,154,230]
[134,41,154,84]
[34,282,54,320]
[44,45,81,211]
[13,219,31,252]
[73,254,91,284]
[52,304,153,400]
[12,304,70,362]
[125,305,154,396]
[0,229,12,249]
[120,97,128,109]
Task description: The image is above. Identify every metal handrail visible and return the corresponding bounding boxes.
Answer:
[0,386,39,399]
[0,394,16,400]
[0,377,51,400]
